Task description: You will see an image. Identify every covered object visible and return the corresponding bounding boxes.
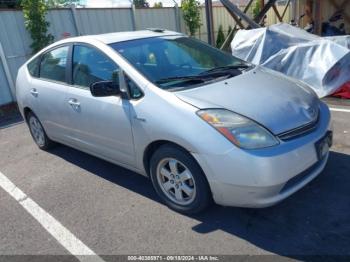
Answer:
[231,23,350,98]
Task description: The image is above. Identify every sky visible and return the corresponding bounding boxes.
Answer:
[83,0,183,8]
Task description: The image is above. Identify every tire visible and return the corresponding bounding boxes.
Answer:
[26,112,55,150]
[150,144,212,214]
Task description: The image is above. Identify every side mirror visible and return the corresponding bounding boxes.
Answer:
[90,81,120,97]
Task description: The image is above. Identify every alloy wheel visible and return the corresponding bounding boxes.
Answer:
[156,158,196,205]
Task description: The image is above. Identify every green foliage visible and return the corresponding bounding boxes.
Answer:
[251,0,261,19]
[181,0,201,36]
[46,0,80,8]
[153,2,163,8]
[216,25,225,48]
[22,0,54,54]
[133,0,149,8]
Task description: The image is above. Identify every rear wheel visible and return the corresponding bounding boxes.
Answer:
[150,144,212,214]
[27,112,55,150]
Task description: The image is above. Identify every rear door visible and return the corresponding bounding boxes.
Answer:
[30,45,71,141]
[64,44,136,167]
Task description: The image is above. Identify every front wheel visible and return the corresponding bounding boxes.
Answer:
[150,145,212,214]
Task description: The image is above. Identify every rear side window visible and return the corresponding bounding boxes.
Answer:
[40,46,69,83]
[72,45,119,88]
[27,57,40,77]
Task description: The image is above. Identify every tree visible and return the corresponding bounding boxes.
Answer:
[21,0,54,53]
[216,25,225,48]
[153,2,163,8]
[133,0,149,8]
[251,0,260,19]
[181,0,201,36]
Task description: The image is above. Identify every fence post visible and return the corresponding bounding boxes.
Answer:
[291,0,296,22]
[174,3,181,32]
[0,41,15,102]
[70,4,81,36]
[130,4,137,30]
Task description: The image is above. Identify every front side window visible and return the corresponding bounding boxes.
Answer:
[40,46,69,83]
[125,74,143,99]
[72,45,119,88]
[109,36,249,90]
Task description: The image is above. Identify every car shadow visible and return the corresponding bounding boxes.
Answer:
[0,112,23,129]
[49,145,350,258]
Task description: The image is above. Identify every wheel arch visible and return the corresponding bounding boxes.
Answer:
[142,140,206,180]
[144,139,214,213]
[23,107,34,122]
[143,140,183,177]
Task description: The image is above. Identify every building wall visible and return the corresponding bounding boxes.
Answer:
[0,58,12,106]
[193,5,291,43]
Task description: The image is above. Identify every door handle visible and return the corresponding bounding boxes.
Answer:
[30,88,38,97]
[68,98,80,107]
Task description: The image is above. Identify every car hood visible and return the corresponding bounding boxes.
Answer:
[175,67,319,135]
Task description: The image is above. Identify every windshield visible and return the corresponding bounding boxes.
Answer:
[109,36,249,90]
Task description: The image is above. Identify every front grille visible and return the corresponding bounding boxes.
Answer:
[278,114,319,141]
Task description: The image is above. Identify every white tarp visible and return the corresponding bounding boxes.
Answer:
[231,23,350,97]
[324,35,350,49]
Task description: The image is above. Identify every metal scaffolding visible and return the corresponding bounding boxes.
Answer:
[204,0,293,49]
[203,0,350,47]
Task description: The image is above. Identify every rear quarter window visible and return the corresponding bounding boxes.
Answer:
[27,57,40,77]
[40,46,69,83]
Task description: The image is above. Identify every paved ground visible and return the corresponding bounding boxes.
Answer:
[0,99,349,261]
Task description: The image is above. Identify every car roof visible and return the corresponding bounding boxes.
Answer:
[60,29,184,45]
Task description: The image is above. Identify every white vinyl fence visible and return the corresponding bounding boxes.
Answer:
[0,7,186,105]
[0,5,291,106]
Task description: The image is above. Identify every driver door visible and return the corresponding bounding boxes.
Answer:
[64,44,135,167]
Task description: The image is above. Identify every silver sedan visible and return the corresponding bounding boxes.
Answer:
[16,30,332,213]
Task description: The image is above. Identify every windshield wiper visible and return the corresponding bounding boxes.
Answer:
[155,66,248,87]
[155,75,207,84]
[199,64,251,75]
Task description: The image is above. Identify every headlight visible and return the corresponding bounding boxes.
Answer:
[197,109,279,149]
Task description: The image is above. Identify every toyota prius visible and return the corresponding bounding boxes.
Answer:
[16,29,332,213]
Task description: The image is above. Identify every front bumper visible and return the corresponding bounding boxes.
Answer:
[193,102,332,208]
